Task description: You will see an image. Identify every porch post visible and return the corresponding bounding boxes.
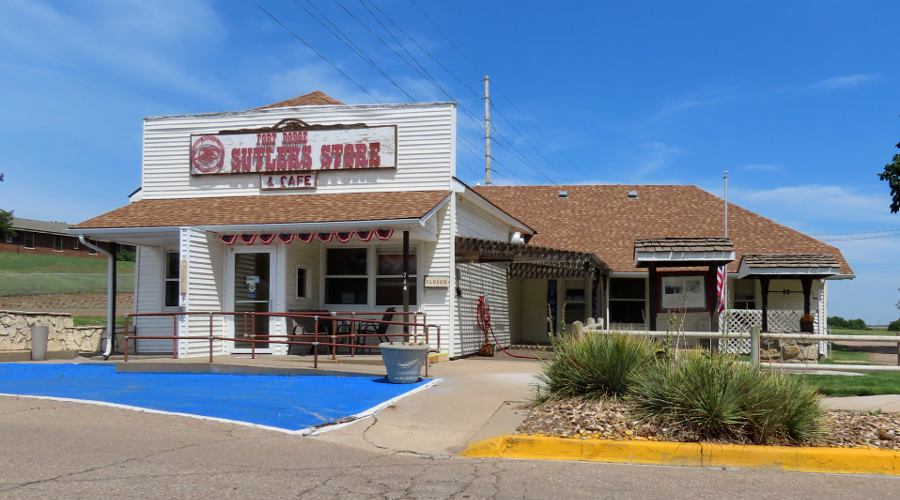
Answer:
[801,277,812,317]
[647,264,657,331]
[707,264,719,332]
[584,270,593,324]
[760,277,770,332]
[402,230,410,335]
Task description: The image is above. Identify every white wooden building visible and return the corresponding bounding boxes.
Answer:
[72,92,853,359]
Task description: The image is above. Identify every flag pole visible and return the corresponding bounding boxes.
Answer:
[722,170,729,342]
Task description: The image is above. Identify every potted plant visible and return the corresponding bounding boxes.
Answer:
[800,313,815,333]
[379,341,429,383]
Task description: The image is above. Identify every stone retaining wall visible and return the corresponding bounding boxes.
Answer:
[0,311,103,353]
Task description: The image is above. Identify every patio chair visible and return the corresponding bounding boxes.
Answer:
[356,307,396,350]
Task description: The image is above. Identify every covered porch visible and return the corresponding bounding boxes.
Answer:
[69,190,453,358]
[455,236,608,349]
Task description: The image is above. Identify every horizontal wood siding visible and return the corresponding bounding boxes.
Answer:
[142,104,455,199]
[421,205,453,354]
[133,245,174,353]
[182,229,226,358]
[455,196,512,240]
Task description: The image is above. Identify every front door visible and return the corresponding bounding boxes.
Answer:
[233,251,271,351]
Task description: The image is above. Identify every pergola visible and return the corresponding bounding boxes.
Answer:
[736,253,842,332]
[455,236,608,322]
[633,237,735,331]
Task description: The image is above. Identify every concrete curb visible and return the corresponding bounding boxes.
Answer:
[460,435,900,476]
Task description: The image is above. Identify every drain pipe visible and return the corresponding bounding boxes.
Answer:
[78,236,117,359]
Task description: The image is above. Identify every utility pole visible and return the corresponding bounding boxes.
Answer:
[723,169,729,238]
[484,74,491,185]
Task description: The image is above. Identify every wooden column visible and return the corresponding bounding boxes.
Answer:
[707,264,719,332]
[760,277,770,333]
[801,277,812,316]
[647,264,658,331]
[584,270,594,323]
[402,230,410,334]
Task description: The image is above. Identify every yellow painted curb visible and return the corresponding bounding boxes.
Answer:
[460,435,900,476]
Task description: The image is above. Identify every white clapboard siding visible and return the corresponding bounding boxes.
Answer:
[133,246,175,353]
[142,103,455,199]
[181,229,226,358]
[284,242,320,311]
[766,279,822,311]
[456,262,510,357]
[420,205,453,354]
[455,196,512,240]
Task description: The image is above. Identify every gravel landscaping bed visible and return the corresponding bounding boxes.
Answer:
[517,398,900,450]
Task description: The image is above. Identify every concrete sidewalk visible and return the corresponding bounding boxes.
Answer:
[312,356,540,456]
[822,394,900,412]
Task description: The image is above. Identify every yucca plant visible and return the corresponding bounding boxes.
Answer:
[629,354,824,444]
[538,333,655,398]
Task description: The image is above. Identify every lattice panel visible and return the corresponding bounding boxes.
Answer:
[719,309,825,354]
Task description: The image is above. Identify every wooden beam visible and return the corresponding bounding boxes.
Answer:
[760,277,770,333]
[648,263,658,331]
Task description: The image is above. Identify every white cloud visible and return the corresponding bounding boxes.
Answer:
[633,142,683,177]
[808,73,878,90]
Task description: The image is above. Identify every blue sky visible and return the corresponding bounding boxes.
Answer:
[0,0,898,323]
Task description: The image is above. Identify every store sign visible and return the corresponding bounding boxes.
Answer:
[190,124,397,176]
[424,275,450,288]
[260,172,318,190]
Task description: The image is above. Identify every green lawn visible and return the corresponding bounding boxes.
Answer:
[830,328,897,337]
[798,372,900,397]
[820,344,871,365]
[0,253,134,295]
[72,316,128,327]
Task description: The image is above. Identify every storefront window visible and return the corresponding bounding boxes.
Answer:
[325,248,368,304]
[609,277,645,324]
[376,252,416,306]
[165,251,180,307]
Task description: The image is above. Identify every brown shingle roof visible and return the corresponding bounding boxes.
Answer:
[741,253,841,269]
[634,237,734,253]
[255,90,343,110]
[475,185,852,275]
[73,191,450,229]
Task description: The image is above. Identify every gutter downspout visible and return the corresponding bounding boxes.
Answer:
[78,236,117,359]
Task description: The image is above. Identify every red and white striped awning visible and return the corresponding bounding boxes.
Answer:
[220,229,395,246]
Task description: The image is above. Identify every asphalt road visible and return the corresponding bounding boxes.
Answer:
[0,397,896,499]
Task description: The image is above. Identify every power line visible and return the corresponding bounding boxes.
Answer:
[812,228,900,236]
[294,0,415,101]
[821,232,900,242]
[250,1,380,102]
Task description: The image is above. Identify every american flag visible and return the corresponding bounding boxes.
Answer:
[716,265,728,313]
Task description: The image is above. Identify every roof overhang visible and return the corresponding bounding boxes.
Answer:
[736,253,843,279]
[634,237,735,268]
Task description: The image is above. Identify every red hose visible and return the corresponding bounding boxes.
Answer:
[476,295,540,360]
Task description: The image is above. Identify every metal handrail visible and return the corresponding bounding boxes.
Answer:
[122,310,440,376]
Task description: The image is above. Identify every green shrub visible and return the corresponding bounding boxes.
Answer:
[538,333,655,398]
[888,319,900,332]
[629,354,824,444]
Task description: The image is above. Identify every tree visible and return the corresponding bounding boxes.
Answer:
[889,319,900,332]
[0,209,13,240]
[879,141,900,213]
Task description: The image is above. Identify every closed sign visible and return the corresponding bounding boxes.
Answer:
[424,276,450,288]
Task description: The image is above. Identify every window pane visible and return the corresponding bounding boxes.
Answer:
[377,254,416,275]
[734,279,755,300]
[610,278,644,299]
[53,236,62,250]
[376,278,417,306]
[326,248,367,275]
[610,300,645,324]
[325,278,368,304]
[24,233,34,248]
[165,281,180,307]
[296,268,306,298]
[166,252,179,279]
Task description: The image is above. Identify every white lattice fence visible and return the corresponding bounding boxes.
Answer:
[719,309,824,354]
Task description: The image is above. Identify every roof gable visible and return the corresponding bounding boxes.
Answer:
[474,184,852,275]
[255,90,343,110]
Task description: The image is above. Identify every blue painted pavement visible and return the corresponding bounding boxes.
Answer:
[0,363,429,432]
